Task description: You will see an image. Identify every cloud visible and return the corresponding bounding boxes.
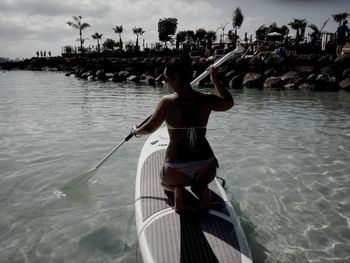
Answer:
[0,0,111,17]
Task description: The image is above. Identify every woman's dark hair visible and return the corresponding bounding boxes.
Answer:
[166,54,193,84]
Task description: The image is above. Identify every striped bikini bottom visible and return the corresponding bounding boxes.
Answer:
[164,158,214,178]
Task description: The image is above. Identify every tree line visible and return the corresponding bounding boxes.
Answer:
[65,10,349,54]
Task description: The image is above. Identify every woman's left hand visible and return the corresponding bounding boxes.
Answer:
[131,125,142,138]
[210,66,219,83]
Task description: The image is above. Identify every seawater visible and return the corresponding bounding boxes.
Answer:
[0,70,349,263]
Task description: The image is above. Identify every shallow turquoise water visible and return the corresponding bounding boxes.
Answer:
[0,70,349,262]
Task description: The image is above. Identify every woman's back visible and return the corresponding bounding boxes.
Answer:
[164,91,214,163]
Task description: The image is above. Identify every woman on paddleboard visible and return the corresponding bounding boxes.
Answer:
[131,55,233,212]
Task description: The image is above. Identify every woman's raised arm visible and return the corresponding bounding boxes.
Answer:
[207,67,234,111]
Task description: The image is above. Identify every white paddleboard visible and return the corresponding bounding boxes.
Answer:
[135,126,252,263]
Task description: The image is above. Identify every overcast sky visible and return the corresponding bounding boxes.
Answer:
[0,0,348,59]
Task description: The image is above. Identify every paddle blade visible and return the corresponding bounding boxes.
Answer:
[61,168,96,192]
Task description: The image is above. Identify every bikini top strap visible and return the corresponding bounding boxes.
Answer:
[166,124,206,150]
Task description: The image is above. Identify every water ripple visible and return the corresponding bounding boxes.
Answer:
[1,72,349,262]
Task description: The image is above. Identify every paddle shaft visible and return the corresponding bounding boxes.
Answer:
[190,49,237,86]
[94,116,151,170]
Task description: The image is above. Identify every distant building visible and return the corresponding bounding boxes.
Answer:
[321,32,335,51]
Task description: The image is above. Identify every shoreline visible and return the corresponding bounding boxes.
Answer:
[1,53,349,91]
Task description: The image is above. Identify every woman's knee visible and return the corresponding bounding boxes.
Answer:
[160,181,174,191]
[194,164,217,185]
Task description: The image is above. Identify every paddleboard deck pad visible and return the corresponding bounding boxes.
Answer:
[135,126,252,263]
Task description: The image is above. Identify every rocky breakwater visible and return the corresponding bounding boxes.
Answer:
[1,53,349,91]
[0,56,173,86]
[205,53,350,91]
[63,56,174,85]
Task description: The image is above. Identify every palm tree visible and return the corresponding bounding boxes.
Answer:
[91,32,103,53]
[206,30,217,46]
[66,16,90,54]
[195,28,207,48]
[288,18,307,44]
[332,12,349,26]
[255,24,268,41]
[133,27,145,50]
[112,25,124,51]
[185,30,195,48]
[280,25,290,37]
[176,31,187,49]
[232,7,244,47]
[158,18,178,48]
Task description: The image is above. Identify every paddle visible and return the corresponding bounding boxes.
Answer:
[62,47,240,191]
[190,44,244,85]
[61,116,151,191]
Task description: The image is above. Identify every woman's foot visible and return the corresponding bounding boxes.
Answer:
[198,187,211,211]
[174,187,184,213]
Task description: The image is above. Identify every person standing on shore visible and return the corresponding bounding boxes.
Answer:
[336,20,349,56]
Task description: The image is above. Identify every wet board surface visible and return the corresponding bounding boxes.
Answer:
[135,126,252,263]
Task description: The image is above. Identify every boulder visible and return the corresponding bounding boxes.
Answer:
[118,70,130,79]
[305,54,319,63]
[293,77,305,86]
[248,57,265,73]
[217,65,229,76]
[264,68,278,78]
[229,74,244,89]
[320,64,339,76]
[235,57,249,72]
[280,71,303,83]
[242,73,264,89]
[339,78,350,90]
[156,74,164,83]
[314,74,340,91]
[73,67,84,77]
[299,83,317,90]
[318,54,335,66]
[223,70,237,84]
[295,64,315,73]
[284,83,297,89]
[263,77,284,89]
[294,54,309,64]
[264,56,286,68]
[127,75,140,83]
[113,70,130,82]
[145,75,156,86]
[343,68,350,78]
[306,74,317,83]
[105,73,114,81]
[81,71,92,80]
[334,54,350,65]
[96,69,106,81]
